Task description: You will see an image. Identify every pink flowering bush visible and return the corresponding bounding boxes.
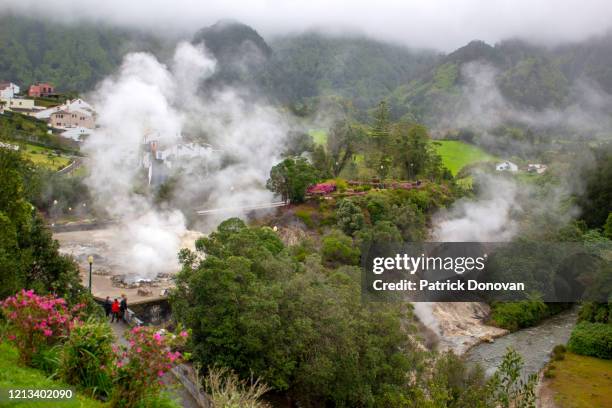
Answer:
[110,326,189,408]
[1,289,84,365]
[307,182,336,195]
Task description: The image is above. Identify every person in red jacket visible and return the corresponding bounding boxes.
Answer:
[111,298,120,323]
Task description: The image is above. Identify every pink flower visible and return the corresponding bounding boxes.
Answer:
[157,370,164,377]
[179,331,188,338]
[43,329,53,337]
[117,361,124,368]
[153,332,162,341]
[136,347,142,353]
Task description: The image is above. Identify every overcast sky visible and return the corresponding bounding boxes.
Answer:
[1,0,611,51]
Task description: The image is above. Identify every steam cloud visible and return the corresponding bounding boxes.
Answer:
[431,60,610,243]
[432,175,520,242]
[84,41,288,280]
[452,61,612,137]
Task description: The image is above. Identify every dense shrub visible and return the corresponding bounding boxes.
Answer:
[488,301,573,331]
[551,344,566,361]
[321,229,360,266]
[489,301,549,331]
[31,345,61,375]
[335,199,365,236]
[59,320,115,398]
[1,290,84,365]
[567,322,612,359]
[110,326,188,408]
[578,302,610,324]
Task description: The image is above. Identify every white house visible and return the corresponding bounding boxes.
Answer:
[495,161,518,172]
[0,97,36,111]
[32,105,63,120]
[141,138,218,186]
[66,98,94,114]
[0,82,20,99]
[61,126,92,142]
[32,98,95,121]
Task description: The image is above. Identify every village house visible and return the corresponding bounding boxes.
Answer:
[0,82,20,99]
[32,98,95,120]
[50,108,95,129]
[28,82,55,97]
[61,126,92,142]
[495,161,518,172]
[141,136,217,186]
[0,97,37,111]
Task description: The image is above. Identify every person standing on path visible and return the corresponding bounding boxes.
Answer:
[103,296,111,318]
[111,298,120,323]
[120,294,128,323]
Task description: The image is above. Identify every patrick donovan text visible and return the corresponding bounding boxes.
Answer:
[371,279,525,292]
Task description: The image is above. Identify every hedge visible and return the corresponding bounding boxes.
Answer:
[567,322,612,359]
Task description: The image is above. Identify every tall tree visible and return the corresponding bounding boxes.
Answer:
[0,149,85,302]
[368,100,393,179]
[327,119,362,177]
[392,123,429,179]
[266,157,319,203]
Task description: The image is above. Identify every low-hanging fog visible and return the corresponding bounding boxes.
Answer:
[2,0,612,51]
[449,61,612,139]
[83,42,289,280]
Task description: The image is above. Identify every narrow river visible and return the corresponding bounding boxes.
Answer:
[463,308,578,378]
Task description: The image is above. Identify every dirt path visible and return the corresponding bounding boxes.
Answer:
[536,373,559,408]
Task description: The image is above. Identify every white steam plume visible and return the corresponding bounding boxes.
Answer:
[432,175,521,242]
[84,41,288,280]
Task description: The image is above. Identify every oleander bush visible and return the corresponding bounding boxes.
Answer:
[110,326,189,408]
[0,289,84,365]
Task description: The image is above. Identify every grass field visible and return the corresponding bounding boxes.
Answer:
[308,129,328,146]
[547,352,612,408]
[0,342,104,408]
[21,143,71,170]
[434,140,498,176]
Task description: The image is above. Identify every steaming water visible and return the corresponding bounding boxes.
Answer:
[463,308,577,378]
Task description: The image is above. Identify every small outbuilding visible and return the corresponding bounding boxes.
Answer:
[495,161,518,172]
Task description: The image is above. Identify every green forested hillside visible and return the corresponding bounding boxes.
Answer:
[0,14,165,92]
[388,36,612,126]
[2,12,612,126]
[268,32,439,109]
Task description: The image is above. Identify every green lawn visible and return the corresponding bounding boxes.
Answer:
[0,342,105,408]
[21,143,72,171]
[547,352,612,408]
[434,140,498,176]
[308,129,328,147]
